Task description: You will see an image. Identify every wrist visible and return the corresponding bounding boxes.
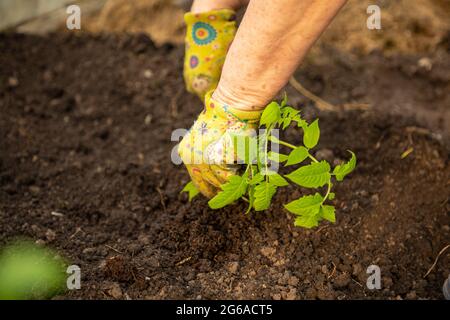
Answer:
[212,82,268,112]
[191,0,242,13]
[206,91,262,122]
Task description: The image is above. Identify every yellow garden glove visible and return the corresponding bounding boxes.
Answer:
[184,9,237,100]
[178,92,262,198]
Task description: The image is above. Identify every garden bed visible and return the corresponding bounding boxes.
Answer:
[0,33,448,299]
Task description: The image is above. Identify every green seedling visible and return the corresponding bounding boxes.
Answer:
[182,95,356,228]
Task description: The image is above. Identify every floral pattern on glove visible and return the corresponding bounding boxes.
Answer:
[178,91,262,198]
[183,9,237,101]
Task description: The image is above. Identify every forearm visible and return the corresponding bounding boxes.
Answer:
[213,0,347,111]
[191,0,250,13]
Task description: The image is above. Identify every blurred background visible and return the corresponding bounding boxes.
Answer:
[1,0,449,55]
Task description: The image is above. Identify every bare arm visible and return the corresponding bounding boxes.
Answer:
[213,0,347,111]
[190,0,249,13]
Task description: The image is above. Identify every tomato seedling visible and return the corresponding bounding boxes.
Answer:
[182,95,356,228]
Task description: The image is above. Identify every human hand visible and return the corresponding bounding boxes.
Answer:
[178,92,261,198]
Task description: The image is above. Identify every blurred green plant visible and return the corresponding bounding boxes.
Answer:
[0,240,67,300]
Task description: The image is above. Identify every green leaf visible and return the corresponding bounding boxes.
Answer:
[294,215,320,229]
[279,106,300,129]
[268,151,288,163]
[249,172,264,185]
[268,173,289,187]
[303,119,320,149]
[291,114,308,129]
[320,205,335,223]
[328,192,336,200]
[284,193,323,215]
[285,160,331,188]
[253,181,277,211]
[281,117,290,130]
[285,146,309,166]
[260,102,281,127]
[208,175,248,209]
[282,106,300,118]
[181,181,200,202]
[285,193,323,229]
[333,151,357,181]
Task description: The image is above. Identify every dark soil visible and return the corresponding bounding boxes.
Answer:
[0,33,449,300]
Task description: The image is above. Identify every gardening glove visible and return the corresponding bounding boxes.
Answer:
[178,91,262,198]
[184,9,237,101]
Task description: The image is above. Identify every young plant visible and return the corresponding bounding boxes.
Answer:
[182,95,356,228]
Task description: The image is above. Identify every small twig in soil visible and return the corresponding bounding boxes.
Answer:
[351,278,364,288]
[170,89,183,118]
[400,147,414,159]
[406,126,442,142]
[105,245,123,254]
[175,256,192,266]
[405,126,431,136]
[289,76,336,111]
[156,187,167,213]
[424,244,450,278]
[69,227,83,239]
[352,220,362,228]
[315,225,329,234]
[327,262,337,279]
[131,269,138,282]
[374,131,389,150]
[228,278,234,293]
[51,211,64,217]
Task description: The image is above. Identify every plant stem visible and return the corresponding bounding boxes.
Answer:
[277,139,297,149]
[277,138,320,163]
[244,163,251,175]
[322,181,332,203]
[308,154,319,163]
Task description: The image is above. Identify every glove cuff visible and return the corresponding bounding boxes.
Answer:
[205,91,262,124]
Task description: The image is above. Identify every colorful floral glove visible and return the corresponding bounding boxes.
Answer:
[183,9,237,100]
[178,92,262,198]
